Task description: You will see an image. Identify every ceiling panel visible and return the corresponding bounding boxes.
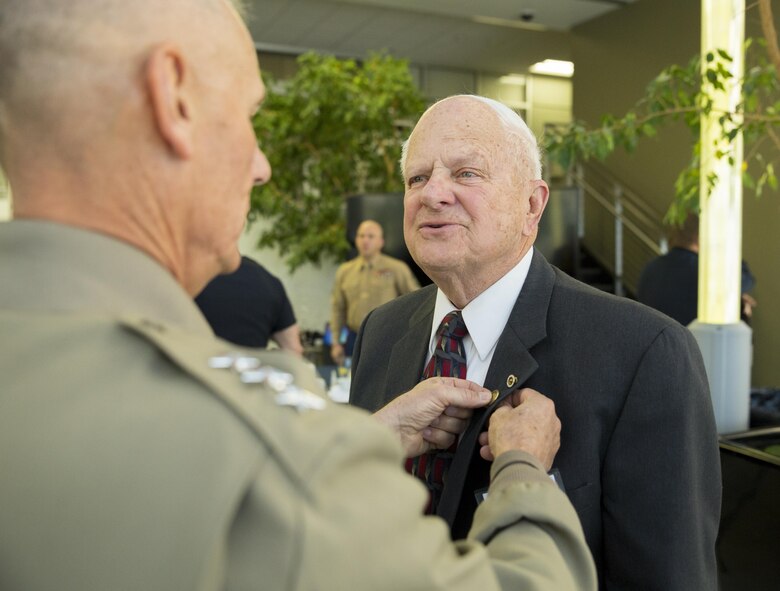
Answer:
[247,0,637,74]
[331,0,635,30]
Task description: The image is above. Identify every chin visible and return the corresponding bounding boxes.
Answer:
[227,255,242,273]
[219,249,242,275]
[414,252,460,277]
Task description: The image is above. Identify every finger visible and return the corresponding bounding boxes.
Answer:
[430,414,469,435]
[436,383,492,409]
[434,376,490,392]
[479,444,494,461]
[478,431,489,447]
[422,427,456,450]
[510,387,542,407]
[443,405,473,419]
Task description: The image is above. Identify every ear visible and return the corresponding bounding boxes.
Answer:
[145,43,194,159]
[524,180,550,235]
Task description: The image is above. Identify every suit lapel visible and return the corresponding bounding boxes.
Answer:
[437,251,558,528]
[383,288,436,400]
[483,250,555,402]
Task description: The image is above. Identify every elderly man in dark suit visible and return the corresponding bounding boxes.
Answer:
[349,94,721,590]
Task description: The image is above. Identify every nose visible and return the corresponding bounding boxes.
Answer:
[252,145,272,187]
[419,169,456,208]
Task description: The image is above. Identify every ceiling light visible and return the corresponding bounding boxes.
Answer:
[529,59,574,78]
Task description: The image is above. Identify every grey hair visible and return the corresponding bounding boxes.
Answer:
[399,94,543,181]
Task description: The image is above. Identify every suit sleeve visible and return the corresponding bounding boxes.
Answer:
[229,407,596,591]
[602,323,721,590]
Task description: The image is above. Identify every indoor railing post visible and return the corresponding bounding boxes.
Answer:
[613,183,624,297]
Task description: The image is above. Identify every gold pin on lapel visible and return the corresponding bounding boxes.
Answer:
[506,374,518,388]
[490,389,499,403]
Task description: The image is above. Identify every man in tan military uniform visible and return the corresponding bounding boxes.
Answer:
[330,219,419,364]
[0,1,596,590]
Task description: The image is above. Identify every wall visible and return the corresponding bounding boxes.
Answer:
[0,169,11,221]
[573,0,780,387]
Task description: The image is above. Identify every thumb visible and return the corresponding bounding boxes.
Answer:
[442,382,492,409]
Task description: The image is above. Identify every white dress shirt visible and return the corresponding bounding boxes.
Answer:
[426,248,534,387]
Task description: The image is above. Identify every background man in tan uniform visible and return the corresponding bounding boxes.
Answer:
[0,1,596,590]
[330,219,419,364]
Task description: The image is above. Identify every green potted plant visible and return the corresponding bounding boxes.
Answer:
[251,52,425,271]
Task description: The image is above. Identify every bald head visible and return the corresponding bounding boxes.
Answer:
[0,0,247,170]
[355,219,385,261]
[400,94,549,306]
[0,0,270,295]
[400,95,542,182]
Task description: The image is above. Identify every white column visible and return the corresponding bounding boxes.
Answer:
[690,0,751,435]
[699,0,744,324]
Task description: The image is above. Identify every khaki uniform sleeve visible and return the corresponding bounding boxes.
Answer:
[468,451,598,590]
[122,319,595,590]
[229,407,597,591]
[330,265,347,338]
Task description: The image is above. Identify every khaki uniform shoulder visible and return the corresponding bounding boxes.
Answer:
[120,315,403,488]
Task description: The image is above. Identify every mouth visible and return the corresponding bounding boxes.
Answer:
[420,221,458,230]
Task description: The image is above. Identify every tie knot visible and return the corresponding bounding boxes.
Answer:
[438,311,467,339]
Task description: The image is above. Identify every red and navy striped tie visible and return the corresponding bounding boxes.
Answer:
[405,310,468,513]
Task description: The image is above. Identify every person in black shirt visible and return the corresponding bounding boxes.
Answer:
[196,255,303,354]
[637,215,756,325]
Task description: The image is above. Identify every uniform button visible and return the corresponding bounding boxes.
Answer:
[506,374,518,388]
[490,389,499,403]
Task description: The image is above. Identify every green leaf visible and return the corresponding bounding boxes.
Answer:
[250,51,425,270]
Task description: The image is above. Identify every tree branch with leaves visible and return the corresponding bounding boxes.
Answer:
[544,2,780,225]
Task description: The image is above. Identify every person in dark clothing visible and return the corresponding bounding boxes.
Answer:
[196,255,303,354]
[637,215,756,325]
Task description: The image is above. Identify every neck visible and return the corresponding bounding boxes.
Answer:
[431,267,504,309]
[12,171,192,293]
[428,248,530,309]
[361,252,379,264]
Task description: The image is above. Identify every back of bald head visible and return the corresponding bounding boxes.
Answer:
[0,0,246,173]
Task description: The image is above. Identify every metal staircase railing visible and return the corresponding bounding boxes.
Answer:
[557,161,669,296]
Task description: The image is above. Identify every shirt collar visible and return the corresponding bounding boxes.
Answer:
[359,253,382,271]
[431,247,534,361]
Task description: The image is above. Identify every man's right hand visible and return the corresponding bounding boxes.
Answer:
[479,388,560,471]
[372,377,491,458]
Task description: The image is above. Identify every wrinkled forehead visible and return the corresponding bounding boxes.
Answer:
[406,98,509,164]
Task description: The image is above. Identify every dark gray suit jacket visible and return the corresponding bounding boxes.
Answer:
[350,250,721,591]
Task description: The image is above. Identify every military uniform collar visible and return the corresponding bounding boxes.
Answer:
[358,252,384,271]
